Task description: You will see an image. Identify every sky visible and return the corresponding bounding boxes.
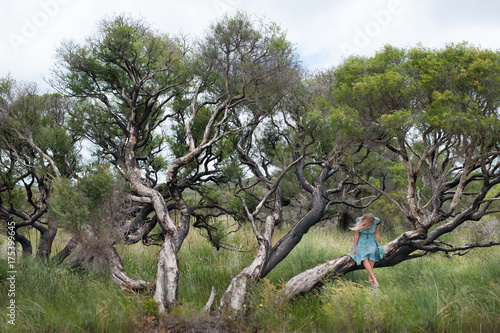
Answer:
[2,0,500,92]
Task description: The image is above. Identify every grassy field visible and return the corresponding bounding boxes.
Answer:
[1,224,499,332]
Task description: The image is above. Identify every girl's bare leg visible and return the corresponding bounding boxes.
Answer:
[363,259,378,287]
[368,260,375,282]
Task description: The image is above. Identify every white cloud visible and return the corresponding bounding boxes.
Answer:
[1,0,499,90]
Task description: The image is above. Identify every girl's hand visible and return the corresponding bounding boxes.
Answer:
[349,250,356,255]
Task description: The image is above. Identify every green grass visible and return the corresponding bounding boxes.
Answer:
[1,225,499,332]
[282,252,500,333]
[0,259,142,332]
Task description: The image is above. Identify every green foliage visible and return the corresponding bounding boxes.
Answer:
[77,164,115,207]
[327,43,500,233]
[197,11,300,112]
[0,187,28,218]
[299,101,357,154]
[218,153,244,183]
[333,43,500,147]
[53,14,190,166]
[386,161,407,187]
[59,15,187,97]
[411,43,500,144]
[256,122,283,163]
[49,177,90,230]
[0,78,80,178]
[48,163,116,232]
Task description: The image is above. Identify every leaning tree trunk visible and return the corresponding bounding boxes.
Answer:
[218,208,277,313]
[283,230,425,300]
[260,191,328,278]
[219,242,269,312]
[52,236,79,264]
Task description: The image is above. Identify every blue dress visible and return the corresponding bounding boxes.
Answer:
[348,217,385,265]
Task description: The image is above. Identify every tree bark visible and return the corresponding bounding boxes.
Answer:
[125,186,172,244]
[53,236,79,264]
[261,189,327,277]
[14,231,32,258]
[126,203,155,235]
[153,236,179,312]
[106,246,150,292]
[203,286,217,312]
[34,222,57,259]
[124,146,182,312]
[219,242,269,312]
[63,246,98,270]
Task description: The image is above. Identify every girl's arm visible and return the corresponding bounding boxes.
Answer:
[375,224,381,243]
[350,230,359,254]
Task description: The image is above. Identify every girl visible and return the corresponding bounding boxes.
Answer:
[348,213,385,287]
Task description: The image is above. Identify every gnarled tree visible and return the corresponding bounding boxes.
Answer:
[217,71,381,313]
[51,13,302,312]
[0,77,79,260]
[283,43,500,299]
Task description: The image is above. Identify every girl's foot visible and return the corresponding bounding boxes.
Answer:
[373,280,379,288]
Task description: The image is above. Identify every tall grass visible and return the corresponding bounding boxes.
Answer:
[1,224,499,332]
[0,259,143,332]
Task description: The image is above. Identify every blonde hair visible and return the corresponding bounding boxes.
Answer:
[350,213,376,231]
